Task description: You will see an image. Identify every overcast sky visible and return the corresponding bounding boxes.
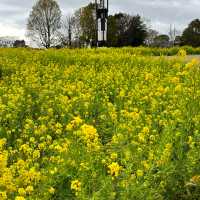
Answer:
[0,0,200,39]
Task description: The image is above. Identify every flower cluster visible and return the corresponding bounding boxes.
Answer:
[108,162,122,177]
[0,47,199,199]
[76,124,101,151]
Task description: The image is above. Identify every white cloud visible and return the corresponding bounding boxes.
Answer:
[0,0,199,39]
[0,23,25,39]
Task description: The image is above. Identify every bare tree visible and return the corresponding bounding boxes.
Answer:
[73,9,83,46]
[145,29,159,46]
[59,15,75,47]
[66,16,73,47]
[27,0,62,48]
[72,3,96,47]
[143,19,159,47]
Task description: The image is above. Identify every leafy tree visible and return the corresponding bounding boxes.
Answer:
[153,34,170,47]
[174,36,182,46]
[123,15,147,46]
[27,0,62,48]
[108,14,147,47]
[13,40,26,48]
[72,5,147,47]
[73,3,96,46]
[107,15,118,47]
[107,13,131,47]
[182,19,200,47]
[74,4,136,47]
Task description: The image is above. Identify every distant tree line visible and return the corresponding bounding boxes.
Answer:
[26,0,200,48]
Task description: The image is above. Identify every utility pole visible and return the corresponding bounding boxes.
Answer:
[95,0,108,47]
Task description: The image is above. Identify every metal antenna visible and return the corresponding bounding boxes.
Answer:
[95,0,108,47]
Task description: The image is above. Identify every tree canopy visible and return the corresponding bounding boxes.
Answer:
[27,0,62,48]
[181,19,200,47]
[26,1,200,48]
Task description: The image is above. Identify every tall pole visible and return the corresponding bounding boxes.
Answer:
[95,0,98,47]
[102,0,105,42]
[96,0,108,47]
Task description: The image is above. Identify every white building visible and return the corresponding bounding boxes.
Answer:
[0,37,16,47]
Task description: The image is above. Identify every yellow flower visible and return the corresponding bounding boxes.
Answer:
[55,123,63,135]
[191,175,200,184]
[177,49,187,57]
[111,133,124,144]
[73,116,83,126]
[15,197,25,200]
[33,150,40,159]
[138,132,145,143]
[170,77,180,84]
[173,63,181,70]
[157,143,172,166]
[136,169,144,177]
[66,123,73,131]
[142,161,150,171]
[47,108,54,116]
[80,124,98,140]
[48,187,55,194]
[108,162,122,177]
[142,127,150,134]
[79,124,100,151]
[29,137,35,143]
[185,58,199,70]
[0,138,6,151]
[110,152,118,160]
[25,186,34,194]
[145,73,153,81]
[188,136,193,145]
[0,191,7,200]
[18,188,26,196]
[129,111,140,121]
[175,84,182,92]
[71,180,81,192]
[119,89,125,97]
[101,159,106,164]
[149,135,156,142]
[80,162,89,171]
[66,116,83,131]
[0,151,8,170]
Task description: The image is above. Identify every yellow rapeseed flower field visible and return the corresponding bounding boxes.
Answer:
[0,47,200,199]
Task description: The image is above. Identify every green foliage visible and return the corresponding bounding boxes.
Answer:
[0,48,200,200]
[123,15,147,46]
[182,19,200,47]
[107,14,147,47]
[79,3,96,43]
